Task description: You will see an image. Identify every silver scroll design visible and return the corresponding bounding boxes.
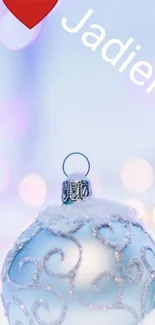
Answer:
[42,226,139,321]
[5,297,35,325]
[141,244,155,318]
[4,288,67,325]
[92,219,155,321]
[43,234,82,279]
[92,217,141,285]
[92,217,131,252]
[32,294,67,325]
[2,223,69,325]
[4,292,67,325]
[92,218,139,320]
[1,221,43,290]
[2,218,155,324]
[121,257,144,285]
[2,233,82,325]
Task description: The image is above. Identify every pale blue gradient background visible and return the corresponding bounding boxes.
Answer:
[1,0,155,323]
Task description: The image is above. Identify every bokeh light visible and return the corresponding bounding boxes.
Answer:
[0,12,42,51]
[0,157,10,195]
[121,158,154,193]
[0,98,30,141]
[19,174,47,207]
[124,199,147,223]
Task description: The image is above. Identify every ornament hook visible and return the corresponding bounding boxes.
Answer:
[62,152,90,177]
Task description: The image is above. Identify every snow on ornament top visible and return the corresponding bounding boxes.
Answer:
[1,153,155,325]
[38,194,142,235]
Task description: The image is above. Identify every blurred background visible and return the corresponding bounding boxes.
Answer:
[0,0,155,322]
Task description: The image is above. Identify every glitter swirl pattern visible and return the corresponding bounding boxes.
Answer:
[1,198,155,324]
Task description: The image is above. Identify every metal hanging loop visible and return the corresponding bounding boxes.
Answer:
[62,152,90,177]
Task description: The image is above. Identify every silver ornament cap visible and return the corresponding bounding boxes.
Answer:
[61,152,92,204]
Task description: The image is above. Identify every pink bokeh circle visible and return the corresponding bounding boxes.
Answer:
[19,174,47,207]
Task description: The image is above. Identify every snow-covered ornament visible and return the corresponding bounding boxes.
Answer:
[1,152,155,325]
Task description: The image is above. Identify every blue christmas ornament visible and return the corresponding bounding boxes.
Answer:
[1,152,155,325]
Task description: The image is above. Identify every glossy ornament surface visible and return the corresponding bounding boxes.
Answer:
[1,154,155,325]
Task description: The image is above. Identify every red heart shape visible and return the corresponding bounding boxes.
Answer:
[3,0,58,29]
